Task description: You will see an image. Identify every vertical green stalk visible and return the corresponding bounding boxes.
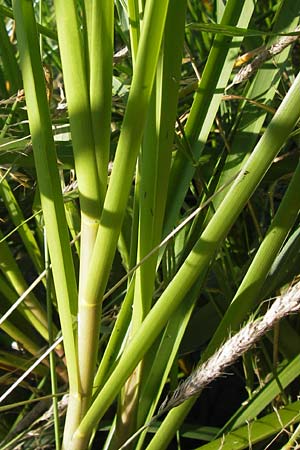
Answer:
[89,0,113,207]
[52,3,100,250]
[126,0,144,273]
[113,90,160,447]
[83,1,92,67]
[12,2,79,448]
[127,0,141,62]
[164,0,255,234]
[53,0,103,421]
[44,228,60,450]
[114,1,188,444]
[53,0,101,276]
[79,0,114,416]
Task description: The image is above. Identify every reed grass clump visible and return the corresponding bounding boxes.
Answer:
[0,1,299,450]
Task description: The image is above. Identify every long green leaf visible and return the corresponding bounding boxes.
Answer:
[196,400,300,450]
[12,0,78,397]
[188,22,300,37]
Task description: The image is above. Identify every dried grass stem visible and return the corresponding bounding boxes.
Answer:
[161,282,300,412]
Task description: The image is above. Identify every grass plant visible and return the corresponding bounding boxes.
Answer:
[0,0,299,449]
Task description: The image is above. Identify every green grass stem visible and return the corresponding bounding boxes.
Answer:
[164,0,255,235]
[12,4,79,440]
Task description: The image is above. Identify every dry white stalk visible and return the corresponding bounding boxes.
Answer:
[160,282,300,412]
[227,26,300,90]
